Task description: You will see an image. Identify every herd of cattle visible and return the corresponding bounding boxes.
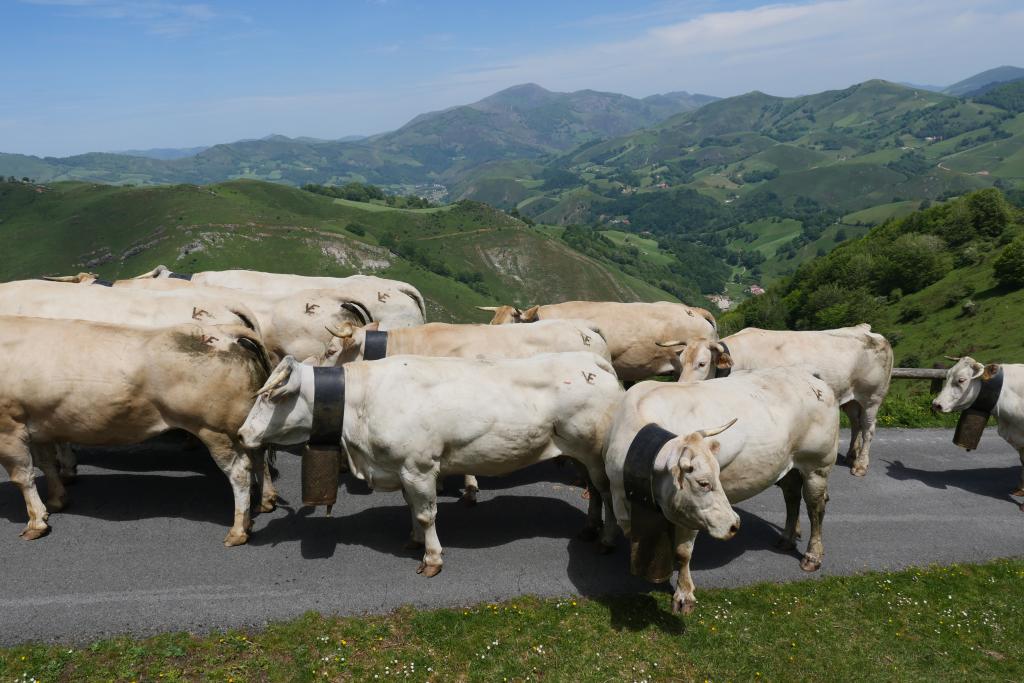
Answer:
[0,265,1019,615]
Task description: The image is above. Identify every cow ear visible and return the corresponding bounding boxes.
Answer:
[708,440,721,455]
[365,321,380,331]
[521,305,540,321]
[715,352,733,370]
[983,363,1000,380]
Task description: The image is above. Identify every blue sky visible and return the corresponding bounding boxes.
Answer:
[2,0,1021,156]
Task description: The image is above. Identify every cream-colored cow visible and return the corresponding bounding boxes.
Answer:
[133,265,425,330]
[0,317,271,545]
[480,301,717,382]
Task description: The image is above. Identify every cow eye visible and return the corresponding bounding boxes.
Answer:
[957,378,966,384]
[697,479,711,491]
[698,361,707,367]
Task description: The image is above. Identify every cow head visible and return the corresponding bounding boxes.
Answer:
[266,293,370,363]
[325,321,381,364]
[657,339,733,382]
[477,305,540,324]
[932,356,999,413]
[656,419,740,539]
[238,356,314,448]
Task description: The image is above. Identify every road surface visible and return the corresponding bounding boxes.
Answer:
[0,428,1021,644]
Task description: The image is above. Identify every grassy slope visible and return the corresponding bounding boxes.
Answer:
[2,559,1021,680]
[0,180,674,322]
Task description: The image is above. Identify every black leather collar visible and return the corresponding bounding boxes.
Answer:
[91,279,114,287]
[623,423,677,512]
[363,330,388,361]
[168,271,193,281]
[714,341,731,378]
[970,366,1004,414]
[310,366,345,446]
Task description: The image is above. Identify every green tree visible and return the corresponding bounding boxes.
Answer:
[966,188,1011,237]
[993,237,1024,289]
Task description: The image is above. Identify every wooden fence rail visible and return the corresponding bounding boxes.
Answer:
[891,368,948,380]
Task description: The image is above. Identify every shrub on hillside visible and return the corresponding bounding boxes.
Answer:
[993,236,1024,289]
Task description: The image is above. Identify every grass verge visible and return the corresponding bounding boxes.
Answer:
[2,559,1022,681]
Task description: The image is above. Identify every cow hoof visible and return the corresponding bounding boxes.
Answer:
[416,562,443,577]
[20,525,50,541]
[850,465,867,477]
[800,554,822,572]
[1011,488,1024,498]
[671,596,696,615]
[223,531,249,547]
[260,499,277,513]
[775,537,797,551]
[404,539,425,551]
[597,542,615,555]
[461,488,478,506]
[577,525,599,542]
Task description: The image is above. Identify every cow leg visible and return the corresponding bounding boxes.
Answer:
[33,443,68,512]
[56,443,77,484]
[461,474,479,506]
[799,467,830,572]
[1012,448,1024,498]
[671,526,700,615]
[401,487,425,550]
[260,448,278,513]
[851,402,878,477]
[0,432,50,539]
[775,469,802,551]
[840,401,863,469]
[200,431,254,547]
[401,464,443,577]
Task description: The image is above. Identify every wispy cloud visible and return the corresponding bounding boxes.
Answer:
[20,0,225,36]
[434,0,1024,98]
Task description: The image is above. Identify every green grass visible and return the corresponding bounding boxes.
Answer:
[843,200,924,226]
[2,559,1021,681]
[598,229,675,266]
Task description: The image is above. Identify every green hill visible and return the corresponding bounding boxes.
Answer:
[0,85,715,195]
[0,179,694,321]
[943,66,1024,97]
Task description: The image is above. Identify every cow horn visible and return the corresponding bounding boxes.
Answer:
[253,363,291,397]
[943,355,962,362]
[325,322,354,339]
[42,274,86,283]
[132,265,168,279]
[656,340,687,347]
[476,306,499,312]
[697,417,738,438]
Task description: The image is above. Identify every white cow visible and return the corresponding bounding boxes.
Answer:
[669,324,892,476]
[239,352,624,575]
[0,317,271,545]
[134,265,425,330]
[933,357,1024,505]
[604,368,839,614]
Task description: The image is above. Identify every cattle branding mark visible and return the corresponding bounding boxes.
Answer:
[191,307,211,320]
[580,332,592,346]
[686,309,694,317]
[305,303,320,315]
[377,291,390,303]
[201,334,219,346]
[581,371,597,385]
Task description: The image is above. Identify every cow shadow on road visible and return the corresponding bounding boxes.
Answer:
[0,469,236,527]
[883,459,1020,505]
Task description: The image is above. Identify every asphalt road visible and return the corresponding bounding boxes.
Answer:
[1,428,1022,645]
